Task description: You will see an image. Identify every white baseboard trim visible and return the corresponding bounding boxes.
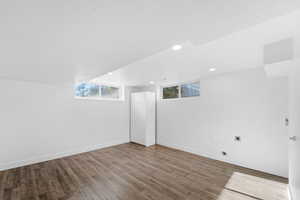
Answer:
[288,185,294,200]
[158,141,288,178]
[0,139,129,171]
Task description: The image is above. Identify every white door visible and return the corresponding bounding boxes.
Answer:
[131,93,146,145]
[289,64,300,200]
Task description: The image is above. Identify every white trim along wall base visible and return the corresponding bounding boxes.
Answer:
[0,139,128,171]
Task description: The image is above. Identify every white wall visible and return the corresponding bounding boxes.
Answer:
[0,79,129,171]
[288,63,300,200]
[157,68,288,177]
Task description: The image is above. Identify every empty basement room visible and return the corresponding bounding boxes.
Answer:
[1,1,300,200]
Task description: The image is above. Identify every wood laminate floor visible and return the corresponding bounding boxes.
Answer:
[0,143,288,200]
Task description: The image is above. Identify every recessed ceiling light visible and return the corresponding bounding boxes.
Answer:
[149,81,155,85]
[108,72,113,75]
[172,44,182,51]
[209,68,216,72]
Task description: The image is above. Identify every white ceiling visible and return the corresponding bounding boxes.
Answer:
[96,10,300,86]
[1,0,300,85]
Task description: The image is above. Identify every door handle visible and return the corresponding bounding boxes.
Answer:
[285,118,289,126]
[289,136,297,141]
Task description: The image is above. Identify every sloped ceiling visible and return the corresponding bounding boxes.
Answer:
[96,11,300,86]
[1,0,300,85]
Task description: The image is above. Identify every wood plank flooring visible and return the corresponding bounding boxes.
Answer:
[0,143,288,200]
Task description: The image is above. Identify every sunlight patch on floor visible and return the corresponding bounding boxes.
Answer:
[217,172,288,200]
[217,189,257,200]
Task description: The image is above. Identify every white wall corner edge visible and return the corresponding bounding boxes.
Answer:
[0,138,129,172]
[288,184,294,200]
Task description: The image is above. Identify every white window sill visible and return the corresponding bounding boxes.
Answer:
[74,96,125,102]
[160,96,200,102]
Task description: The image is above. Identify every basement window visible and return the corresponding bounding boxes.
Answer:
[100,85,120,99]
[162,86,179,99]
[181,82,200,98]
[161,81,200,99]
[75,83,122,100]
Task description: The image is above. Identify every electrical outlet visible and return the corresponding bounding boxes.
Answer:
[235,136,241,141]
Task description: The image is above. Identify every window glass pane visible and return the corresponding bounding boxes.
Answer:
[75,83,99,97]
[163,86,179,99]
[100,86,120,99]
[181,82,200,97]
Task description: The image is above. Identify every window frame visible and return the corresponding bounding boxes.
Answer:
[99,85,121,99]
[160,80,200,100]
[180,81,200,98]
[74,82,124,101]
[161,85,180,99]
